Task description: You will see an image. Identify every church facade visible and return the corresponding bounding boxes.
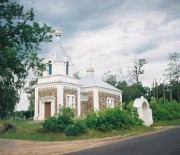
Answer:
[34,30,122,120]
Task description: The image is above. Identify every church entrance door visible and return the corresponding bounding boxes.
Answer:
[45,102,51,119]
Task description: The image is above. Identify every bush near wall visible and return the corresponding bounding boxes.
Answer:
[42,107,74,133]
[64,121,87,136]
[85,107,143,132]
[43,105,143,135]
[150,98,180,121]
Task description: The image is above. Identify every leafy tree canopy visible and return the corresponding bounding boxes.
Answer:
[0,0,53,118]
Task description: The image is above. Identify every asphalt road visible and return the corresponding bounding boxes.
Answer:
[66,127,180,155]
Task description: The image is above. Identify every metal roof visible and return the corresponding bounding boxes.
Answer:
[48,36,71,62]
[79,74,121,92]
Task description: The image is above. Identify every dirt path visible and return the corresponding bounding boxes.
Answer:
[0,127,177,155]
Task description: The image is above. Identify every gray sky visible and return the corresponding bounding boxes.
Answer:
[22,0,180,84]
[17,0,180,110]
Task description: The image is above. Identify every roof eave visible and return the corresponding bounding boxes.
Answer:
[80,86,122,93]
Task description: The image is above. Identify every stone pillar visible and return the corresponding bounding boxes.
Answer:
[93,88,99,112]
[120,92,122,110]
[39,101,44,120]
[57,85,64,109]
[51,100,55,117]
[57,85,64,113]
[77,88,81,117]
[120,92,122,103]
[34,87,39,120]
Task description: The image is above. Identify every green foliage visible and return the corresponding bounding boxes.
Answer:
[85,107,143,132]
[123,102,140,119]
[0,120,154,141]
[86,113,98,129]
[102,70,117,86]
[105,78,150,103]
[151,80,180,103]
[43,106,143,135]
[152,119,180,126]
[0,0,53,118]
[65,121,87,136]
[42,116,63,133]
[42,107,74,133]
[150,98,180,121]
[43,107,87,136]
[25,79,38,111]
[23,110,34,119]
[11,110,34,120]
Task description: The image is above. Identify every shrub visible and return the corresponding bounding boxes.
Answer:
[1,122,16,133]
[23,110,34,119]
[86,113,98,129]
[42,107,74,133]
[150,98,180,121]
[65,121,87,136]
[85,107,143,132]
[125,102,139,118]
[42,116,63,133]
[42,106,144,134]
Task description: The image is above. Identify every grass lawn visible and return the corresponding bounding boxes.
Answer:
[0,119,179,142]
[0,120,151,141]
[152,119,180,127]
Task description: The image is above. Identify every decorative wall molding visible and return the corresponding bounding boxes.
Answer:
[39,86,57,90]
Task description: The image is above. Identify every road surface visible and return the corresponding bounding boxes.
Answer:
[66,127,180,155]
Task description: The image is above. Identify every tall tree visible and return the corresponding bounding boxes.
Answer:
[131,58,148,84]
[165,52,180,102]
[103,70,149,103]
[102,70,117,86]
[0,0,53,118]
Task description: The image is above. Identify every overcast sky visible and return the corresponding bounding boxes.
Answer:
[17,0,180,110]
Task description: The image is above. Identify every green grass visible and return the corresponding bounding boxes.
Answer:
[0,119,179,142]
[152,119,180,127]
[0,120,153,141]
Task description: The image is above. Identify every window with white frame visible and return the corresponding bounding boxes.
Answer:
[107,97,114,108]
[66,95,75,108]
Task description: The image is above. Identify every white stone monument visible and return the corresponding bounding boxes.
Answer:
[133,96,153,126]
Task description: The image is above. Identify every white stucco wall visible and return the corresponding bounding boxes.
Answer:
[133,96,153,126]
[43,58,73,78]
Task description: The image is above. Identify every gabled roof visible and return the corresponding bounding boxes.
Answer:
[79,74,122,92]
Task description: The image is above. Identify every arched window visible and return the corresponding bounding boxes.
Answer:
[66,95,75,108]
[66,61,69,75]
[48,61,52,75]
[107,97,114,108]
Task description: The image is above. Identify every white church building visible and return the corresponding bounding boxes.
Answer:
[34,30,122,120]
